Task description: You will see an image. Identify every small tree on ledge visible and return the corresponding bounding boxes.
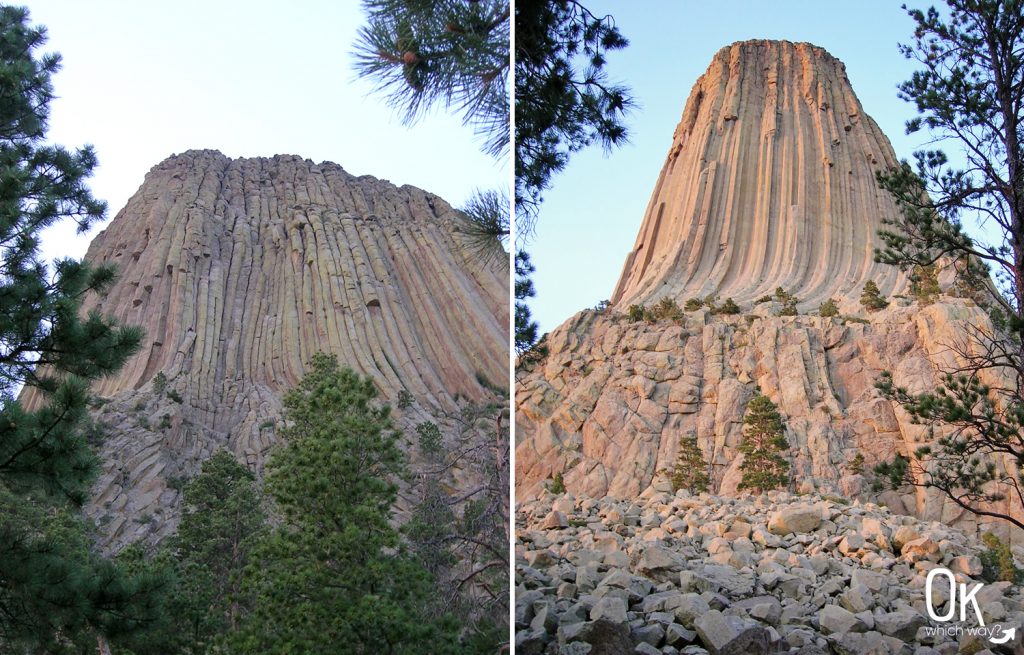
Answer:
[860,280,889,311]
[738,393,791,492]
[669,433,710,494]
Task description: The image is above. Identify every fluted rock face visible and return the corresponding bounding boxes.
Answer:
[516,42,1023,543]
[612,40,907,310]
[31,150,508,547]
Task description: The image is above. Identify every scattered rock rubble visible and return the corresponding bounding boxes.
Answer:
[515,489,1024,655]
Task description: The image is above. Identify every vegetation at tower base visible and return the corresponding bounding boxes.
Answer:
[873,0,1024,531]
[404,400,510,645]
[228,354,465,654]
[667,433,710,494]
[860,280,889,311]
[738,394,791,493]
[353,0,509,158]
[0,7,166,651]
[109,451,265,655]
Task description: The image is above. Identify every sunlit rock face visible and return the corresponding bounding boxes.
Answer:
[516,42,1024,544]
[25,149,508,548]
[612,40,908,312]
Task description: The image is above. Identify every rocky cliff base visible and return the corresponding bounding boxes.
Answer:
[515,490,1024,655]
[516,298,1024,543]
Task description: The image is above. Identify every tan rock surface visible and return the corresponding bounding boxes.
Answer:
[517,40,1023,543]
[25,150,508,548]
[515,302,1024,543]
[611,40,908,311]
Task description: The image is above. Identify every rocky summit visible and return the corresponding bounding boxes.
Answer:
[23,150,508,549]
[515,489,1024,654]
[611,40,908,312]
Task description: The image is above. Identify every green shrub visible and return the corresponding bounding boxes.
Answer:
[158,413,172,430]
[714,297,741,315]
[548,471,566,494]
[910,264,941,305]
[980,533,1023,583]
[152,371,168,395]
[848,452,865,475]
[259,419,275,430]
[774,287,799,316]
[819,298,839,317]
[860,280,888,311]
[627,304,646,322]
[652,297,684,322]
[167,389,183,403]
[754,295,773,304]
[415,421,443,457]
[669,434,710,493]
[397,389,414,409]
[684,298,704,311]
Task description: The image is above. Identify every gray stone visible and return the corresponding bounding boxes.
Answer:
[768,505,822,535]
[559,619,634,655]
[693,609,771,655]
[672,593,711,628]
[874,609,926,641]
[818,604,865,635]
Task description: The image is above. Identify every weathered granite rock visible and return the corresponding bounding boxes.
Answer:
[515,491,1024,655]
[25,150,508,549]
[514,41,1024,542]
[611,40,909,311]
[768,505,821,535]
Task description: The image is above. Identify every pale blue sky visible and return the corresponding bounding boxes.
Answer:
[527,1,929,333]
[27,1,507,262]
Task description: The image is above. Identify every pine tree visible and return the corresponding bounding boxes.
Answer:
[516,250,542,358]
[0,7,164,650]
[167,451,264,651]
[353,0,510,157]
[860,280,888,311]
[515,0,633,225]
[230,354,461,654]
[738,394,791,492]
[669,434,710,494]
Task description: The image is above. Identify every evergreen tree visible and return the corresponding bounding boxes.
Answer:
[819,298,839,317]
[515,250,541,357]
[738,394,791,492]
[669,434,710,494]
[0,7,164,650]
[230,354,461,654]
[874,0,1024,530]
[166,451,264,652]
[515,0,634,225]
[353,0,510,157]
[859,280,888,311]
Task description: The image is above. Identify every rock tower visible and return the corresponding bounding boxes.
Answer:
[516,41,1023,541]
[29,150,508,547]
[612,40,907,311]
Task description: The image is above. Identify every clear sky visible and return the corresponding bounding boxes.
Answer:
[26,1,507,263]
[527,0,930,334]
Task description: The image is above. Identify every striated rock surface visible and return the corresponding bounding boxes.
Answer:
[516,40,1024,544]
[516,301,1024,543]
[516,490,1024,654]
[611,40,908,311]
[26,149,508,548]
